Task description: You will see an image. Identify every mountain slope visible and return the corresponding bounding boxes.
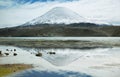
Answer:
[24,7,87,25]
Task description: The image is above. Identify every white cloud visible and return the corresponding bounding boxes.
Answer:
[0,0,120,28]
[0,0,15,7]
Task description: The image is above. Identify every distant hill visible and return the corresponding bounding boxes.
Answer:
[0,23,119,37]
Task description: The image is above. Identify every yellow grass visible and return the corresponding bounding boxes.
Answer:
[0,64,32,77]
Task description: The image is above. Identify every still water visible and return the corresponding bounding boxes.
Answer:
[0,45,119,77]
[1,37,120,41]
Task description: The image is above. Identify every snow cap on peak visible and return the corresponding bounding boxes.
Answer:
[25,7,87,25]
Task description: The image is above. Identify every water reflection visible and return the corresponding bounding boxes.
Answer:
[22,47,111,66]
[15,70,92,77]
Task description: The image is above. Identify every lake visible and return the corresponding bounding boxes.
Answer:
[1,37,120,41]
[0,37,120,77]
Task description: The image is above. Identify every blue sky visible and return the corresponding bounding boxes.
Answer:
[0,0,120,28]
[0,0,78,9]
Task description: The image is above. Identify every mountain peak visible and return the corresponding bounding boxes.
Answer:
[48,7,75,13]
[24,7,87,25]
[50,7,69,10]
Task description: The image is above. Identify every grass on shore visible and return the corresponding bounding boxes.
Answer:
[0,64,32,77]
[0,38,114,48]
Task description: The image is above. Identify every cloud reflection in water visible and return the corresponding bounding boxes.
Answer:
[15,70,92,77]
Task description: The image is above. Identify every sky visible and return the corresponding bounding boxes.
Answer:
[0,0,120,28]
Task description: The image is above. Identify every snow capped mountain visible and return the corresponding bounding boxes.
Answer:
[23,7,110,26]
[24,7,87,25]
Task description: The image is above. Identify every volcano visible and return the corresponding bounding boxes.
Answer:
[24,7,87,25]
